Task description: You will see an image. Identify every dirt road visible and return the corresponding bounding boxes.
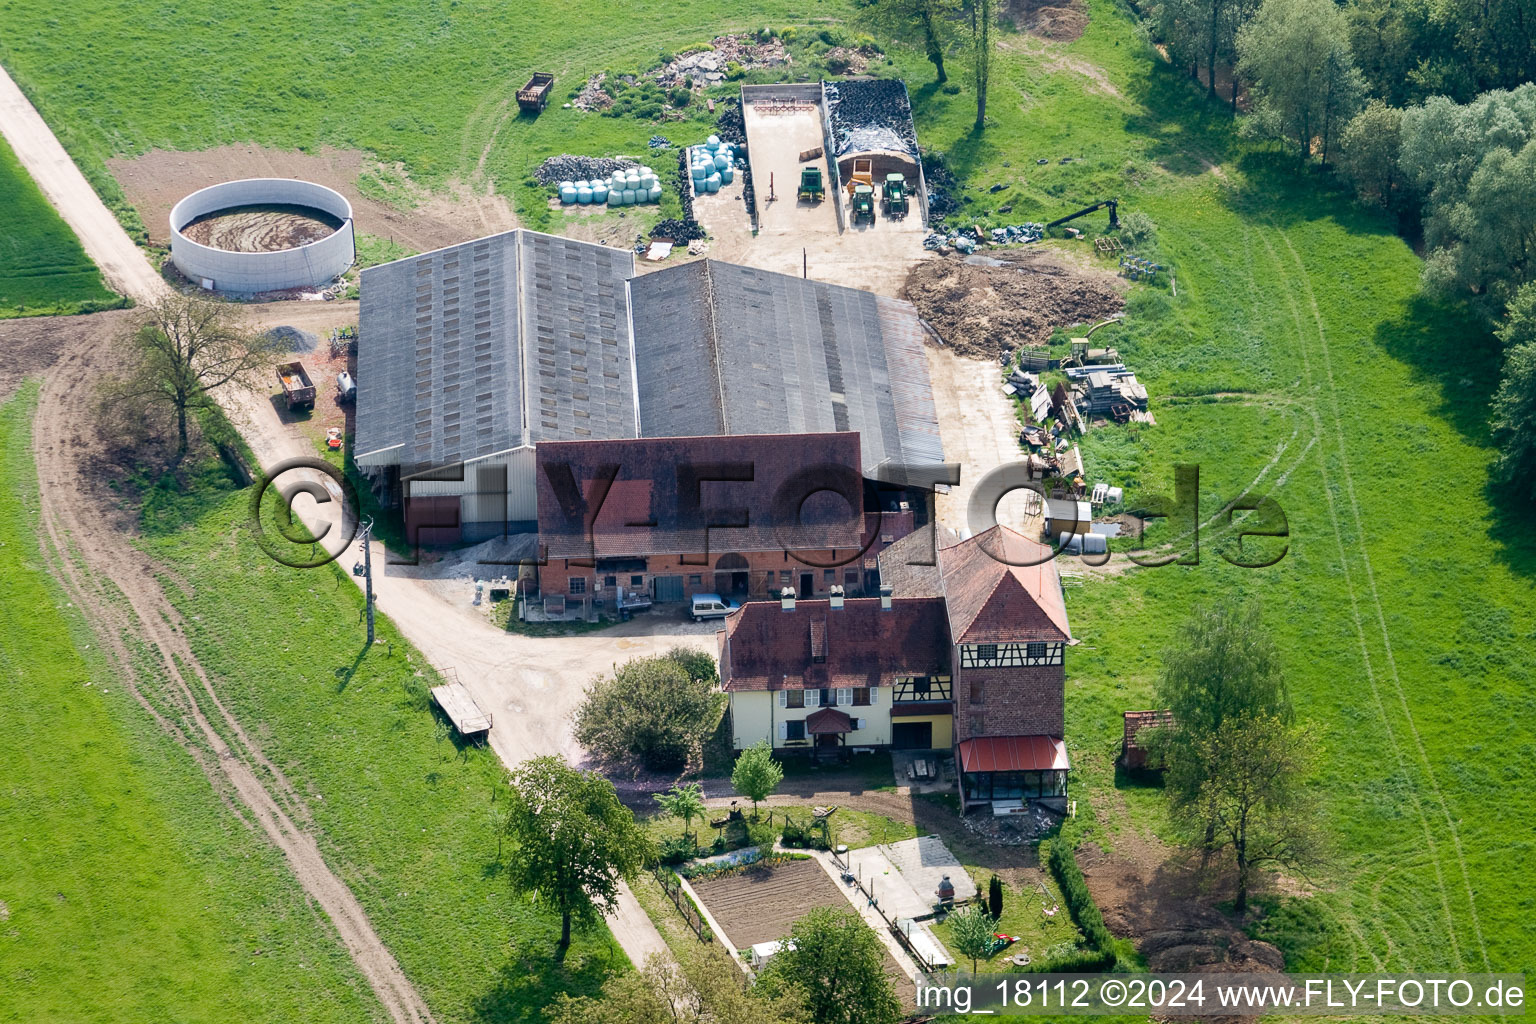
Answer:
[32,335,436,1024]
[0,64,166,303]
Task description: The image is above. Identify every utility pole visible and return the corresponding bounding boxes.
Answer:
[359,517,376,644]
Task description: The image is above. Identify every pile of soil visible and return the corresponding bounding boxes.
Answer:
[1006,0,1090,41]
[180,203,340,252]
[904,251,1124,359]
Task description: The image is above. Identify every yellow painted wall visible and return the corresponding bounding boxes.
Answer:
[729,688,898,748]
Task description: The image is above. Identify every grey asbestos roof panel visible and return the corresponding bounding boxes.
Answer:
[628,261,726,437]
[630,260,943,473]
[356,231,522,467]
[355,230,636,468]
[520,232,637,443]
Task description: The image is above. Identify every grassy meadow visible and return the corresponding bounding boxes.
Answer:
[0,136,120,317]
[131,435,628,1024]
[0,384,381,1024]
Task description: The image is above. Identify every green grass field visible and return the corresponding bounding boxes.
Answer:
[0,137,120,318]
[0,384,380,1024]
[2,0,1532,998]
[132,435,627,1023]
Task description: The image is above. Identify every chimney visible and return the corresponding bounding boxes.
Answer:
[780,586,796,612]
[879,584,893,610]
[829,584,844,610]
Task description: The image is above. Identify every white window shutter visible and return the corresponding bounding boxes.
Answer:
[807,689,820,707]
[777,722,788,740]
[838,687,852,706]
[870,688,879,704]
[854,717,865,731]
[778,690,787,708]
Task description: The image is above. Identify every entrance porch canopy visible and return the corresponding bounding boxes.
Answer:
[806,707,855,735]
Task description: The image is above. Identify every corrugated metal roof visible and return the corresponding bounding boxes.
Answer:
[630,260,944,473]
[958,736,1070,773]
[355,230,637,468]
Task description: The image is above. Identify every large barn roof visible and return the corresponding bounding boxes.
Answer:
[355,229,637,468]
[628,260,944,474]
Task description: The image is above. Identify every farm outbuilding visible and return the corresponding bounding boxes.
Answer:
[1119,709,1174,770]
[354,229,637,543]
[354,235,944,547]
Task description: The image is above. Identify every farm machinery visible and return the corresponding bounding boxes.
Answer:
[882,173,908,217]
[851,184,876,225]
[798,165,825,202]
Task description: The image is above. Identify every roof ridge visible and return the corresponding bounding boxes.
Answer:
[700,260,728,433]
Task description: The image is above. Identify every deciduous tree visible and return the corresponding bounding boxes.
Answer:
[503,757,649,955]
[113,293,279,454]
[950,905,998,973]
[861,0,960,83]
[1185,713,1324,913]
[1491,285,1536,501]
[1340,100,1409,211]
[654,782,706,845]
[1151,603,1290,859]
[731,740,784,818]
[549,947,808,1024]
[966,0,994,128]
[1236,0,1363,164]
[758,907,901,1024]
[574,648,724,770]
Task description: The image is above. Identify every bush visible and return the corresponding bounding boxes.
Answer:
[1118,210,1158,249]
[757,25,777,41]
[942,82,962,95]
[818,27,849,47]
[826,54,853,75]
[658,835,696,865]
[853,33,879,52]
[725,61,745,80]
[779,26,798,43]
[670,87,691,107]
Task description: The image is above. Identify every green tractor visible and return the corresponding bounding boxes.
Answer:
[882,173,908,217]
[852,183,876,224]
[798,165,824,202]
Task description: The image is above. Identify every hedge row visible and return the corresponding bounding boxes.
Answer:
[1043,840,1118,970]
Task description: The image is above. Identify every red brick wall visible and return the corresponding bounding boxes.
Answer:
[953,658,1065,741]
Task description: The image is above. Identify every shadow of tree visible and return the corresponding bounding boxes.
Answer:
[473,946,619,1024]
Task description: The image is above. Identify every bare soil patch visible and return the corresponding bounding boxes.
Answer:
[692,859,847,948]
[180,203,341,252]
[0,309,135,399]
[109,144,515,253]
[1005,0,1089,41]
[904,249,1125,360]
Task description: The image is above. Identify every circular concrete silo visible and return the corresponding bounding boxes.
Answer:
[169,178,355,294]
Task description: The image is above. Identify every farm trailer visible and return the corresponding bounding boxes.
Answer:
[517,72,555,113]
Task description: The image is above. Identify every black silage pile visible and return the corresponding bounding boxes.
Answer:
[827,79,918,156]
